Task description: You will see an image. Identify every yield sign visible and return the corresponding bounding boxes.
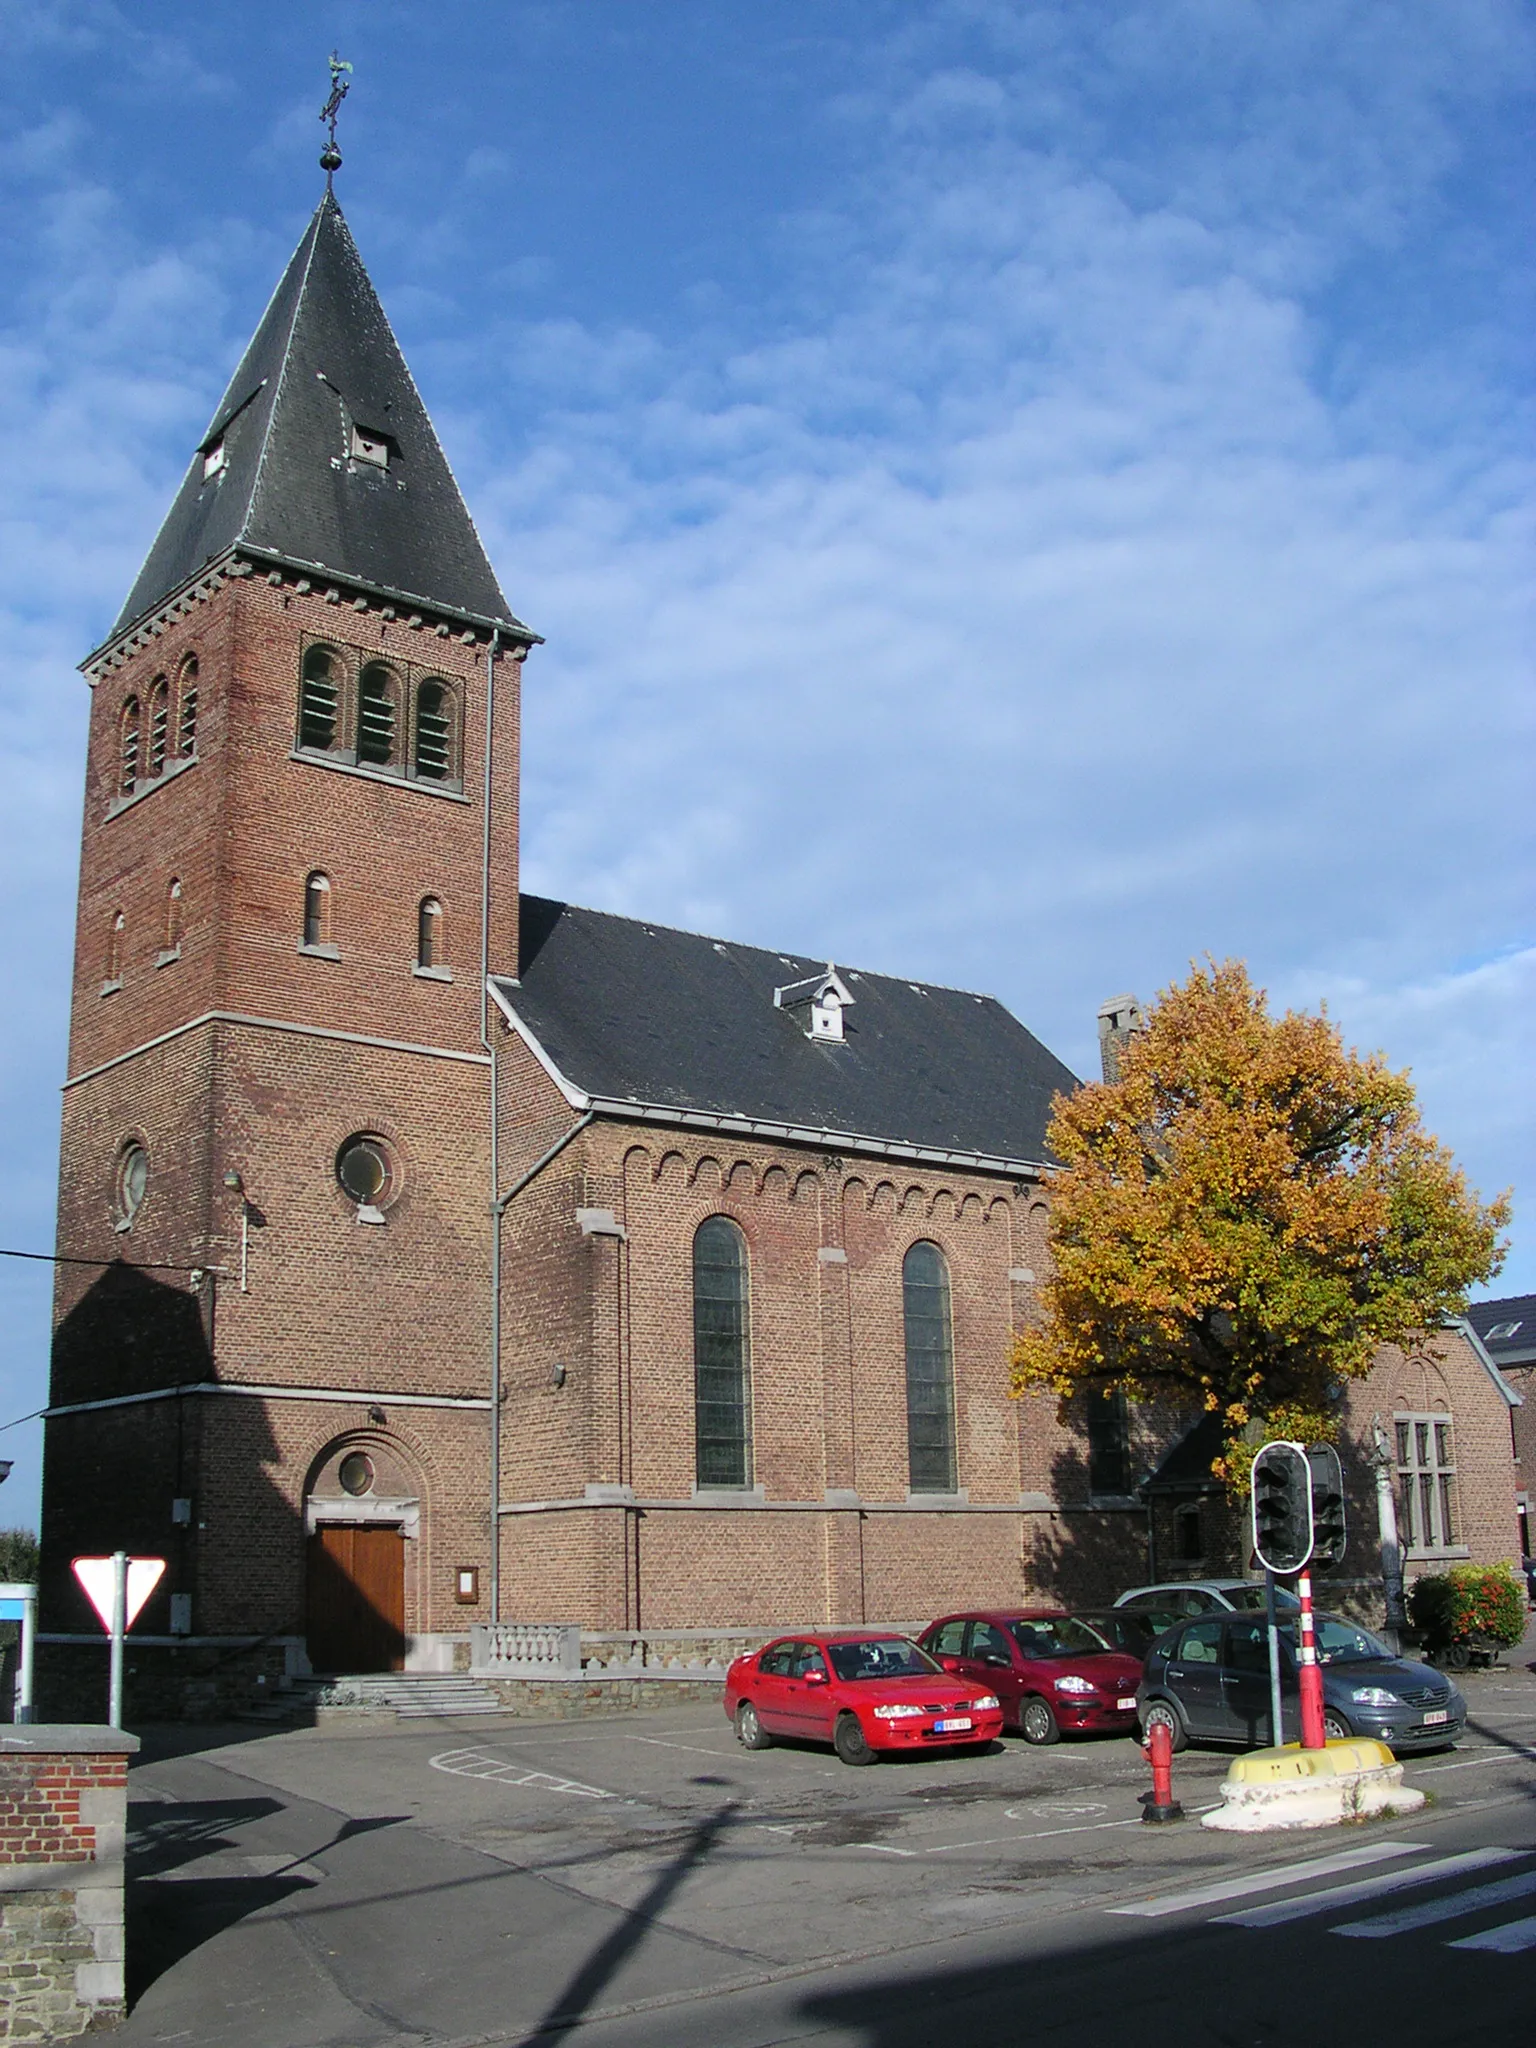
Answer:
[72,1556,166,1632]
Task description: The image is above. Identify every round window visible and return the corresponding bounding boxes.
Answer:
[115,1142,149,1225]
[336,1135,392,1207]
[338,1451,375,1497]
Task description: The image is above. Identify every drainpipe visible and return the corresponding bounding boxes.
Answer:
[480,630,501,1621]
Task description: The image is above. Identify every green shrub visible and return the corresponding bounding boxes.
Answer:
[1408,1562,1527,1649]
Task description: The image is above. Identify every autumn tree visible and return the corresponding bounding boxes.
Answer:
[1010,962,1508,1476]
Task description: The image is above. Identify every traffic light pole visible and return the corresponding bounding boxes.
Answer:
[1296,1570,1327,1748]
[1264,1568,1285,1748]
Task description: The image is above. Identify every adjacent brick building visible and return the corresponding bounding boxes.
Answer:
[37,190,1523,1704]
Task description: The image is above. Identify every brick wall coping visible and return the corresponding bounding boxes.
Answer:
[496,1494,1119,1515]
[0,1725,140,1756]
[64,1005,491,1091]
[44,1380,492,1420]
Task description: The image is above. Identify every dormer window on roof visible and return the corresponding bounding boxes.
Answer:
[202,440,226,481]
[349,422,392,468]
[774,965,854,1042]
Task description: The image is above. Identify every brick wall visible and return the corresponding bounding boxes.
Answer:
[0,1727,138,2040]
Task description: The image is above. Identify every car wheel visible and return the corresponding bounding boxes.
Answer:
[1019,1697,1060,1746]
[834,1713,877,1766]
[1322,1709,1352,1743]
[1139,1699,1188,1754]
[735,1701,773,1751]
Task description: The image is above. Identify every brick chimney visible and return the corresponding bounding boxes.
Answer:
[1097,994,1146,1082]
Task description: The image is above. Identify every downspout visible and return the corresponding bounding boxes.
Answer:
[480,629,502,1622]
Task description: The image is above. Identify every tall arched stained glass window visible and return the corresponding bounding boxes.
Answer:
[903,1240,956,1493]
[693,1216,751,1488]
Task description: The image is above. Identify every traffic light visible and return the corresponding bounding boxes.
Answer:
[1307,1444,1347,1568]
[1250,1440,1313,1575]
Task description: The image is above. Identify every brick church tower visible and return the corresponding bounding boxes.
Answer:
[41,192,535,1697]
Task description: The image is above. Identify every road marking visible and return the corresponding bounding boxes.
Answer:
[1415,1746,1536,1772]
[622,1733,742,1760]
[1215,1848,1519,1929]
[428,1748,615,1799]
[1108,1840,1427,1917]
[1449,1913,1536,1953]
[926,1816,1148,1852]
[1334,1865,1536,1939]
[865,1844,918,1856]
[1005,1801,1109,1820]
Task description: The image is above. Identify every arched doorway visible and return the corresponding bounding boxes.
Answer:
[304,1435,421,1673]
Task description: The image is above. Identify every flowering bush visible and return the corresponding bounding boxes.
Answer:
[1408,1562,1527,1649]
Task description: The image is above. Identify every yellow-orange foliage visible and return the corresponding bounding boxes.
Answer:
[1010,962,1508,1464]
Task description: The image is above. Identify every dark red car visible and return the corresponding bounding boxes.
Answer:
[724,1632,1005,1765]
[918,1610,1144,1745]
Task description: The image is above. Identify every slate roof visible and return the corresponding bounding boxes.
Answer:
[1141,1414,1225,1496]
[1465,1295,1536,1371]
[490,896,1080,1171]
[111,194,528,641]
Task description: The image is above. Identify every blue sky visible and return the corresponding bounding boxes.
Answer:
[0,2,1530,1526]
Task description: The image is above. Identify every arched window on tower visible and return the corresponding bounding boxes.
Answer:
[416,896,443,972]
[119,697,141,794]
[693,1216,752,1488]
[302,871,334,953]
[298,645,341,753]
[147,677,170,778]
[177,656,199,757]
[357,662,400,768]
[104,911,125,991]
[412,678,459,784]
[161,878,183,961]
[903,1240,957,1493]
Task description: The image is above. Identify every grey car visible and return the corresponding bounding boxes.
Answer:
[1137,1609,1465,1754]
[1115,1579,1300,1616]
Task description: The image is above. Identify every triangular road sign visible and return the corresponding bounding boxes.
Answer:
[72,1556,166,1632]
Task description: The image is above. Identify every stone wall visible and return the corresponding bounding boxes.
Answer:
[0,1726,138,2041]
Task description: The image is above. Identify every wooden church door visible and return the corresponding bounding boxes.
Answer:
[306,1524,406,1673]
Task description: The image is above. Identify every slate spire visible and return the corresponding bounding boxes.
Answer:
[112,194,528,640]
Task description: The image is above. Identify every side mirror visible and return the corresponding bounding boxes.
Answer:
[802,1668,828,1686]
[938,1656,963,1674]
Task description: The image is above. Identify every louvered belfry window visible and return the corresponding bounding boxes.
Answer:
[177,657,199,755]
[119,697,141,793]
[694,1216,752,1488]
[414,679,453,781]
[147,678,170,777]
[299,645,341,752]
[904,1240,957,1493]
[357,663,398,766]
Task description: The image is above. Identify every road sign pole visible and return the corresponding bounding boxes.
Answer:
[1264,1568,1285,1748]
[108,1550,127,1730]
[1296,1569,1326,1749]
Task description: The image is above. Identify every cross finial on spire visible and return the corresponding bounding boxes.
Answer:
[319,51,352,189]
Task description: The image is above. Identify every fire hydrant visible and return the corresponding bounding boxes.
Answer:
[1139,1715,1184,1825]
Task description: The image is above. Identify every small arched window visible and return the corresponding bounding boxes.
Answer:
[903,1240,957,1493]
[417,897,443,970]
[303,871,333,951]
[119,697,141,794]
[693,1216,752,1488]
[357,662,400,768]
[163,878,183,955]
[147,677,170,778]
[298,645,341,753]
[413,679,458,782]
[105,911,125,987]
[177,656,199,756]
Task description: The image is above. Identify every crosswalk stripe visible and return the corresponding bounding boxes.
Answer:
[1448,1913,1536,1954]
[1334,1866,1536,1940]
[1107,1840,1428,1917]
[1214,1848,1520,1929]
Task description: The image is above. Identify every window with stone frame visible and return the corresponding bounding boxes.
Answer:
[357,661,401,768]
[416,896,443,970]
[412,677,460,784]
[302,871,333,951]
[298,643,344,754]
[693,1216,752,1488]
[903,1240,957,1493]
[1395,1413,1459,1551]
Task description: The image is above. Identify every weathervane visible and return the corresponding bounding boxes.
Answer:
[319,51,353,188]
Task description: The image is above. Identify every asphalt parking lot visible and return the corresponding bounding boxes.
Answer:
[115,1650,1536,2046]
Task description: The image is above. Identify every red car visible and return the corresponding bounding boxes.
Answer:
[918,1610,1144,1745]
[724,1632,1005,1765]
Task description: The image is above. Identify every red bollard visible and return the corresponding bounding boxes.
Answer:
[1140,1715,1184,1824]
[1296,1570,1328,1750]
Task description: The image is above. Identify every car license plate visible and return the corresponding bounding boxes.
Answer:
[1117,1697,1137,1711]
[934,1717,973,1733]
[1422,1709,1449,1725]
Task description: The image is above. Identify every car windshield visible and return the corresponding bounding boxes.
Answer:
[1010,1617,1110,1658]
[1279,1618,1391,1664]
[826,1638,939,1682]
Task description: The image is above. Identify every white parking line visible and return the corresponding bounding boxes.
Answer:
[1415,1746,1536,1772]
[621,1733,742,1761]
[429,1748,615,1799]
[1109,1840,1426,1917]
[1214,1848,1519,1929]
[1449,1913,1536,1953]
